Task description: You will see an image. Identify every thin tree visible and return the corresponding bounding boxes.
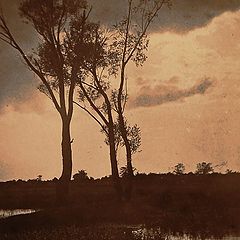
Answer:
[73,0,169,200]
[72,26,124,198]
[0,0,90,204]
[115,0,170,199]
[72,22,141,200]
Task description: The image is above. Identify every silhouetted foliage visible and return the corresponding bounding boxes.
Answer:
[52,177,58,182]
[1,173,240,239]
[226,169,233,174]
[37,175,43,181]
[120,165,137,178]
[73,170,89,182]
[225,169,239,174]
[73,0,169,200]
[173,163,185,175]
[195,162,214,175]
[0,0,92,204]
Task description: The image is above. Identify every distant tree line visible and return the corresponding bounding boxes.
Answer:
[172,162,230,175]
[70,162,237,183]
[1,163,240,186]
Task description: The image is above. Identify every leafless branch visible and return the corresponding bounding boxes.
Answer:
[125,0,165,65]
[79,78,109,126]
[73,100,107,133]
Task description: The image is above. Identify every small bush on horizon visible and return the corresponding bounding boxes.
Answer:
[195,162,214,175]
[173,163,185,175]
[120,165,137,178]
[73,170,89,182]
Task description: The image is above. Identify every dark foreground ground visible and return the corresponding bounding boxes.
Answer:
[0,173,240,239]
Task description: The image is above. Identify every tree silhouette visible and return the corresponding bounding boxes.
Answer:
[173,163,185,175]
[73,170,89,182]
[115,0,169,184]
[73,0,168,200]
[111,0,170,200]
[195,162,214,175]
[36,175,43,181]
[120,165,137,178]
[0,0,89,204]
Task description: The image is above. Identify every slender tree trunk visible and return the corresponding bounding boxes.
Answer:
[118,113,134,201]
[108,124,123,201]
[56,117,73,205]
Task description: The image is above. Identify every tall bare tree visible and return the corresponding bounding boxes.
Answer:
[0,0,89,204]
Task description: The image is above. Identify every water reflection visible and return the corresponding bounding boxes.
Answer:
[0,221,239,239]
[128,226,240,240]
[0,209,37,219]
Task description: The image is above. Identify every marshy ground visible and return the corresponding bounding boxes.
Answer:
[0,173,240,239]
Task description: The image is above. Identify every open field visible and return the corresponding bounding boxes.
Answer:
[0,173,240,239]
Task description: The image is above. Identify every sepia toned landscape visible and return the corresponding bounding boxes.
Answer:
[0,0,240,239]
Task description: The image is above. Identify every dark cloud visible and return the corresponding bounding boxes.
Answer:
[130,78,213,108]
[157,0,240,32]
[89,0,240,32]
[0,0,38,109]
[0,0,239,110]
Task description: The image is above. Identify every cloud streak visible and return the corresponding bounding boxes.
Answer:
[89,0,240,32]
[0,0,239,111]
[130,78,213,108]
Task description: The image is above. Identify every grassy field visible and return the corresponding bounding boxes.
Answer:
[0,173,240,239]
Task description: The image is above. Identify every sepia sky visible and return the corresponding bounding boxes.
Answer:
[0,0,240,180]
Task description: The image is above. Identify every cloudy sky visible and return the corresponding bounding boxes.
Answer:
[0,0,240,180]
